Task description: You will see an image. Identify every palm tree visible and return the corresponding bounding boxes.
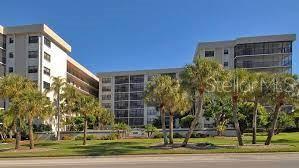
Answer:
[226,69,251,146]
[97,108,114,130]
[47,77,66,141]
[265,73,298,145]
[20,88,53,149]
[181,57,224,147]
[77,94,98,145]
[0,74,35,149]
[144,75,175,145]
[165,80,191,144]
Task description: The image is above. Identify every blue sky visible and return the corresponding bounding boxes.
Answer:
[0,0,298,74]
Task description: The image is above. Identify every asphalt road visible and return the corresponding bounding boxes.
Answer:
[0,153,298,168]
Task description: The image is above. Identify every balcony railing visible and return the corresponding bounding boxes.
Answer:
[236,61,292,69]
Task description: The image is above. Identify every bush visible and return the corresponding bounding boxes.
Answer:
[173,132,184,138]
[100,133,117,140]
[62,135,73,140]
[2,138,15,143]
[153,132,163,139]
[190,133,207,138]
[86,134,98,140]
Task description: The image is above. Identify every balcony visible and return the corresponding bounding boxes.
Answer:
[236,60,292,69]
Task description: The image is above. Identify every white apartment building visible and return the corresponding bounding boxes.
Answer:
[98,68,183,127]
[194,34,296,73]
[0,24,99,130]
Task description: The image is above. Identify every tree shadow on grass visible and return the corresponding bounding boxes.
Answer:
[67,141,150,156]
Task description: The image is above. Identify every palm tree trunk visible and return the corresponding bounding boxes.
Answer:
[182,92,204,147]
[265,103,282,145]
[169,113,174,144]
[252,99,258,144]
[83,116,87,145]
[15,118,21,150]
[57,92,61,141]
[160,106,168,145]
[28,117,34,149]
[232,94,244,146]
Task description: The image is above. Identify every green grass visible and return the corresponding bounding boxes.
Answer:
[0,132,298,158]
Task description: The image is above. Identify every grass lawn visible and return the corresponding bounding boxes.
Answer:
[0,132,298,158]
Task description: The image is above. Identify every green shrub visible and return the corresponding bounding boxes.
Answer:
[173,132,184,138]
[100,133,117,140]
[75,134,98,140]
[153,132,163,139]
[75,135,83,140]
[62,135,73,140]
[2,138,15,143]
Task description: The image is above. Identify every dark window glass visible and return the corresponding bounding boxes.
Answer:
[43,81,50,90]
[102,103,111,109]
[102,94,111,100]
[28,51,38,58]
[9,37,14,44]
[115,76,129,84]
[115,92,129,101]
[129,118,144,126]
[130,75,144,83]
[224,61,228,67]
[43,66,50,76]
[115,118,128,125]
[44,37,51,47]
[205,50,214,57]
[114,101,128,109]
[9,52,13,58]
[102,86,111,92]
[8,67,13,73]
[130,83,144,92]
[224,49,229,54]
[129,109,144,117]
[130,100,144,109]
[102,77,111,83]
[28,66,38,73]
[29,36,39,43]
[115,84,129,92]
[44,52,51,62]
[130,92,143,100]
[115,110,128,117]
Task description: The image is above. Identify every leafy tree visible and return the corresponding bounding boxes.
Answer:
[204,95,232,136]
[180,57,224,146]
[0,74,35,149]
[47,76,66,141]
[224,69,252,146]
[97,108,114,129]
[144,124,158,138]
[265,74,298,145]
[10,88,53,149]
[164,80,191,144]
[113,123,131,139]
[144,75,176,145]
[276,112,295,133]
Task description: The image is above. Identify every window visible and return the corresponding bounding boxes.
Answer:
[44,52,51,62]
[102,86,111,92]
[9,52,14,58]
[43,81,50,90]
[28,66,38,73]
[43,66,50,76]
[102,94,111,100]
[28,51,38,58]
[205,50,214,57]
[102,77,111,83]
[44,37,51,48]
[224,61,228,67]
[8,67,13,73]
[224,49,229,54]
[29,36,39,43]
[9,37,14,44]
[115,76,129,84]
[102,103,111,109]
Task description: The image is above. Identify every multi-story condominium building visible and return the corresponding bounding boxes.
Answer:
[0,26,6,109]
[194,34,296,73]
[98,68,183,127]
[0,24,99,130]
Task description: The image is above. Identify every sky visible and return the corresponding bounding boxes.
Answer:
[0,0,298,74]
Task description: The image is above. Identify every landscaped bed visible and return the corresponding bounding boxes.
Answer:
[0,132,298,158]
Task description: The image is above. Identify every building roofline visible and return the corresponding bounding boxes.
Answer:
[66,56,99,81]
[3,24,71,52]
[97,67,184,76]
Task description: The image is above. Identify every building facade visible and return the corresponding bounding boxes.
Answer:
[194,34,296,73]
[98,68,183,127]
[0,24,99,131]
